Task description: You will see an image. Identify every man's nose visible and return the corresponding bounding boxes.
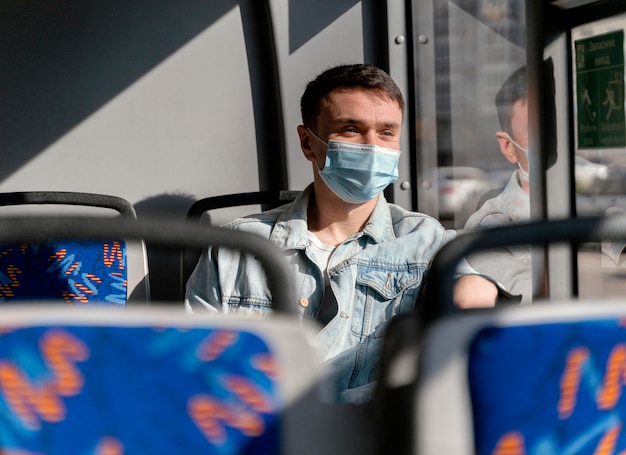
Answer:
[361,130,378,145]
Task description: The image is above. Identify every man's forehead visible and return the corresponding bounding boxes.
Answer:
[318,89,403,121]
[322,87,398,105]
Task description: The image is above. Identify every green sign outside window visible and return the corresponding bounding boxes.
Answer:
[575,30,625,148]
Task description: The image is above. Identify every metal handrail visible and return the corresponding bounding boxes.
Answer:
[421,215,626,326]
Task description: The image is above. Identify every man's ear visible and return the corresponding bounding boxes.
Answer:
[297,125,316,162]
[495,131,519,164]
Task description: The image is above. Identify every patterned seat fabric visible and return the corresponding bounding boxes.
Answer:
[0,324,279,454]
[469,319,626,455]
[0,239,128,305]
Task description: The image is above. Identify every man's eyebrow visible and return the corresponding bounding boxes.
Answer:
[381,121,402,129]
[330,118,361,125]
[331,118,402,129]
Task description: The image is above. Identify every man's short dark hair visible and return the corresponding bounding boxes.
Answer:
[300,64,405,129]
[495,66,527,134]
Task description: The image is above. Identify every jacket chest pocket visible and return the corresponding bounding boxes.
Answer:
[352,267,423,339]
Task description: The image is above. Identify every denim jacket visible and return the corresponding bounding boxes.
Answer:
[186,185,469,403]
[463,171,533,304]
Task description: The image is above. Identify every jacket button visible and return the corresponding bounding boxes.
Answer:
[299,298,309,308]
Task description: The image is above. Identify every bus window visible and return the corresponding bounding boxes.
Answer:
[411,1,536,303]
[411,0,526,229]
[572,12,626,299]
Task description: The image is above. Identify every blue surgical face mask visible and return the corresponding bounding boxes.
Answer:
[308,129,402,204]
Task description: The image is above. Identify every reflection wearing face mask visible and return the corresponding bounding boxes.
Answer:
[308,129,402,204]
[504,133,529,182]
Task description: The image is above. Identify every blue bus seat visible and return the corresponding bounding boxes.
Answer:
[0,215,299,314]
[0,305,324,454]
[0,239,129,305]
[0,192,150,305]
[375,215,626,454]
[0,216,331,453]
[412,302,626,454]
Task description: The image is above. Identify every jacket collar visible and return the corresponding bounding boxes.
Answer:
[501,171,530,222]
[269,184,397,249]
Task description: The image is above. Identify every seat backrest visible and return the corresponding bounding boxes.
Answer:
[0,215,325,453]
[0,238,130,304]
[0,305,323,454]
[375,215,626,454]
[186,190,301,221]
[467,306,626,455]
[0,192,149,305]
[412,302,626,455]
[181,190,300,301]
[0,191,137,216]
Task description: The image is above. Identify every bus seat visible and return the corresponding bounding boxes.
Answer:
[0,238,133,305]
[375,215,626,454]
[467,305,626,454]
[0,192,150,305]
[187,190,301,221]
[0,216,328,453]
[0,191,137,217]
[181,190,300,301]
[391,301,626,454]
[0,305,324,454]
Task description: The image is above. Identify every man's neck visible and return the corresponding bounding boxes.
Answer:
[307,185,378,246]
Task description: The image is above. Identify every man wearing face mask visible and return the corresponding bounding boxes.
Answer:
[463,66,534,304]
[185,63,500,404]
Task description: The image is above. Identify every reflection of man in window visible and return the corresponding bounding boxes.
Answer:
[463,66,531,303]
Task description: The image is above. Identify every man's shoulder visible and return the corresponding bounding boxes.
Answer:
[387,203,447,236]
[464,198,514,230]
[464,177,526,230]
[221,206,285,237]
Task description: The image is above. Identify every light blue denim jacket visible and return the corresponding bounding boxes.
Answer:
[463,171,533,303]
[186,185,471,403]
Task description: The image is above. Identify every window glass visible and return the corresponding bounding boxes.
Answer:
[413,0,526,229]
[572,13,626,299]
[412,1,535,304]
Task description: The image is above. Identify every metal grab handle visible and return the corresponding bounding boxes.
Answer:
[0,192,136,218]
[420,215,626,326]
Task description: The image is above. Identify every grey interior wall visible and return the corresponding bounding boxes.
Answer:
[0,0,385,212]
[1,1,259,211]
[0,0,377,300]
